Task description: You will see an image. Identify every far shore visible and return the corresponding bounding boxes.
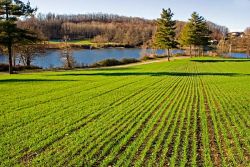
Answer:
[46,40,135,49]
[47,42,249,54]
[0,56,192,74]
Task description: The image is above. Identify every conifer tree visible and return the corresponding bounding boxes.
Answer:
[154,8,178,61]
[0,0,37,74]
[179,12,211,57]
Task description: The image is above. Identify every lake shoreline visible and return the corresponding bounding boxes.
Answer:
[47,43,136,49]
[47,43,250,55]
[0,56,190,74]
[1,55,250,74]
[0,48,249,70]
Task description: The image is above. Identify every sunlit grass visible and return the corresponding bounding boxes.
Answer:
[0,57,249,166]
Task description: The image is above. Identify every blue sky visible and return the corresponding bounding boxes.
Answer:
[25,0,250,32]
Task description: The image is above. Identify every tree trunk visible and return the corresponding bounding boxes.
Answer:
[167,48,170,61]
[196,47,198,57]
[229,43,232,57]
[8,43,13,74]
[247,48,250,58]
[189,45,192,57]
[247,42,250,58]
[27,56,31,67]
[67,54,71,68]
[13,48,16,67]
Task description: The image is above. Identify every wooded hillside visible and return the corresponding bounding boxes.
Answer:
[17,13,229,46]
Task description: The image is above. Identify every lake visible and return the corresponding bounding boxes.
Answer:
[0,48,249,69]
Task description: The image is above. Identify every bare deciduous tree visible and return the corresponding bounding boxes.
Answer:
[60,37,75,69]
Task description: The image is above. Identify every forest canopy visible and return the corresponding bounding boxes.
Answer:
[17,13,229,46]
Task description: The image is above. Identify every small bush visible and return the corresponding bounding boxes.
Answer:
[0,64,9,71]
[140,55,155,61]
[155,54,167,58]
[91,59,122,67]
[120,58,139,64]
[0,64,41,72]
[90,58,140,68]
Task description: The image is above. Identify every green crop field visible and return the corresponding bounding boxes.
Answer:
[0,58,249,166]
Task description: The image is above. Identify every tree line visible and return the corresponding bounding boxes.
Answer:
[153,9,214,59]
[217,27,250,56]
[17,13,229,47]
[17,13,156,46]
[153,9,250,59]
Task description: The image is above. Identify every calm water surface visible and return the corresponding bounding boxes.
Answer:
[0,48,248,69]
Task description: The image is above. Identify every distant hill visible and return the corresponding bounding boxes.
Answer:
[18,13,229,47]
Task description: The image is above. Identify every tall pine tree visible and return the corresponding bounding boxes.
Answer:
[179,12,211,57]
[154,8,178,61]
[0,0,37,74]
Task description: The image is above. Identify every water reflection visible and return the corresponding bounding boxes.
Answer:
[0,48,248,69]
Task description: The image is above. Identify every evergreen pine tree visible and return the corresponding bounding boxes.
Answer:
[179,12,211,57]
[154,8,178,61]
[0,0,37,74]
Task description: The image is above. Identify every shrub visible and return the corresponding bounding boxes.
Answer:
[155,54,167,58]
[0,64,41,72]
[120,58,139,64]
[140,55,155,61]
[0,64,9,71]
[91,59,122,67]
[90,58,140,67]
